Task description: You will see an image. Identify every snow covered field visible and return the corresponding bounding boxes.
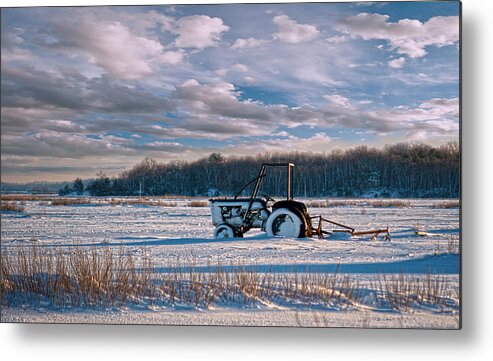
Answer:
[1,197,460,328]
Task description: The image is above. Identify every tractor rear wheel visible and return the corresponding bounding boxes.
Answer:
[265,208,306,238]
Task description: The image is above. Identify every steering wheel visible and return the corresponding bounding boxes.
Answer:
[262,194,276,203]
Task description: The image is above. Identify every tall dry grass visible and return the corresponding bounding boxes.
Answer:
[51,198,91,206]
[432,201,460,209]
[303,199,411,208]
[1,202,25,213]
[1,195,51,202]
[374,273,454,312]
[1,246,153,308]
[1,246,459,313]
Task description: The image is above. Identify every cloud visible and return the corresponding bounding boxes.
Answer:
[173,79,458,141]
[175,79,283,124]
[1,64,175,116]
[418,97,459,117]
[232,64,248,72]
[134,141,187,152]
[337,13,459,58]
[323,94,352,108]
[243,76,257,84]
[215,63,248,76]
[51,16,180,80]
[166,79,293,138]
[103,9,174,34]
[1,26,32,62]
[228,134,333,154]
[273,15,320,44]
[45,11,184,80]
[388,57,406,68]
[1,65,90,111]
[326,35,349,44]
[172,79,458,142]
[1,131,134,159]
[158,50,186,65]
[231,37,270,49]
[1,107,83,135]
[173,15,230,49]
[232,15,321,50]
[307,94,460,139]
[1,6,459,182]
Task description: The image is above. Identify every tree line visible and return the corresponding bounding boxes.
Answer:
[65,142,460,198]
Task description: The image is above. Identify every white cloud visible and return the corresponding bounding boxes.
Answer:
[243,76,257,84]
[176,79,283,125]
[138,141,186,152]
[273,15,320,44]
[324,94,352,108]
[388,57,406,68]
[173,80,458,142]
[1,131,134,158]
[51,14,184,79]
[173,15,230,49]
[158,50,186,65]
[107,9,174,34]
[315,94,459,139]
[1,26,32,62]
[337,13,459,58]
[227,134,333,154]
[231,37,269,49]
[326,35,349,44]
[215,63,248,76]
[418,97,459,117]
[232,64,248,72]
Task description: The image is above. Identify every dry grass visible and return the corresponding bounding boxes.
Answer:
[1,194,51,202]
[432,201,460,209]
[1,246,153,308]
[107,198,177,207]
[189,200,209,207]
[51,198,91,206]
[369,200,410,208]
[374,273,455,312]
[1,202,25,213]
[107,198,208,207]
[1,247,360,310]
[304,200,330,207]
[304,199,410,208]
[432,237,460,256]
[447,238,460,255]
[1,195,210,208]
[1,246,459,313]
[304,199,361,208]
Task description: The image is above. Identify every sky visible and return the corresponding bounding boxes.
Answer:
[1,1,460,182]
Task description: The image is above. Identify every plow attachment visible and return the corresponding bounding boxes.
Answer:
[309,215,391,241]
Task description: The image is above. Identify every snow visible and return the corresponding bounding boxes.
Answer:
[0,197,460,328]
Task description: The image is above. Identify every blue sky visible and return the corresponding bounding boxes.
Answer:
[1,2,460,182]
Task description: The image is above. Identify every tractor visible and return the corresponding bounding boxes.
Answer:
[209,163,390,240]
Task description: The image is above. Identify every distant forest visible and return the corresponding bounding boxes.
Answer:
[71,142,460,198]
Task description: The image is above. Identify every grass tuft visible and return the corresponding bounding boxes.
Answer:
[433,201,460,209]
[51,198,90,206]
[1,202,25,213]
[189,200,209,207]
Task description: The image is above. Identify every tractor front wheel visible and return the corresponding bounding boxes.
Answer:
[214,224,235,239]
[265,208,306,238]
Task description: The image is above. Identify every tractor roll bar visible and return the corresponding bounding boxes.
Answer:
[241,163,295,225]
[251,163,294,201]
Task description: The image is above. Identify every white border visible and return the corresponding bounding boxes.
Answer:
[2,1,493,360]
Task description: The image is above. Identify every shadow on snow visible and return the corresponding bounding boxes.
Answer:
[147,253,459,275]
